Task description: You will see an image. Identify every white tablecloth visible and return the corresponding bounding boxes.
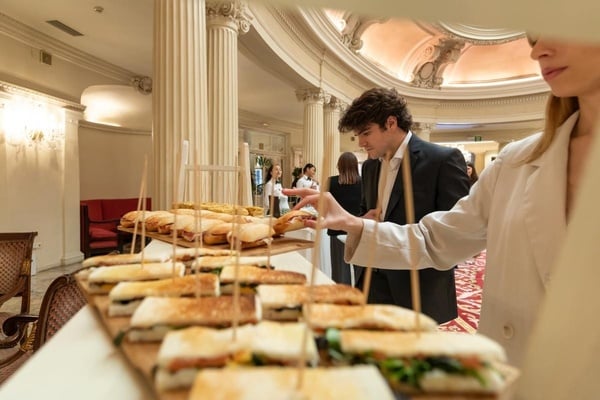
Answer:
[0,245,332,399]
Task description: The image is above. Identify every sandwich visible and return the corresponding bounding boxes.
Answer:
[128,294,260,342]
[201,221,234,245]
[256,284,365,321]
[327,330,510,395]
[81,252,169,269]
[188,365,395,400]
[191,255,271,273]
[180,218,224,242]
[219,265,306,294]
[86,262,185,294]
[156,214,195,235]
[119,210,171,228]
[305,303,438,335]
[155,321,318,390]
[272,209,316,235]
[171,247,238,262]
[226,223,275,249]
[108,274,219,316]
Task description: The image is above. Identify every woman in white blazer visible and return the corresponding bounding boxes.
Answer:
[286,36,600,368]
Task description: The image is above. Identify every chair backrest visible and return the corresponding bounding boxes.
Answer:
[0,232,37,314]
[33,272,87,351]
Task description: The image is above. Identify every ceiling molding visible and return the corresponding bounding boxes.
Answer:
[79,120,151,136]
[0,12,136,84]
[0,79,85,111]
[239,109,302,135]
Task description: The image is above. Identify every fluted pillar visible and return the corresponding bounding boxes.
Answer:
[323,97,345,179]
[206,1,251,204]
[296,88,330,179]
[413,122,434,142]
[153,0,209,209]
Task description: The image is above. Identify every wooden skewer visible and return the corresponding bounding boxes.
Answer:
[193,146,202,298]
[401,149,422,333]
[296,148,331,391]
[266,174,276,270]
[130,156,148,257]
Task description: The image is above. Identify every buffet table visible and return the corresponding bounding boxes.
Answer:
[0,244,332,400]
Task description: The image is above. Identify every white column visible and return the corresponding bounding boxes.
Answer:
[323,97,345,179]
[62,108,84,265]
[206,1,251,204]
[296,88,330,179]
[153,0,210,209]
[413,122,433,142]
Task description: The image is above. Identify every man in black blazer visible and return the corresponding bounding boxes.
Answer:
[338,88,470,323]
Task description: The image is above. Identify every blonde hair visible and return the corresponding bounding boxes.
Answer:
[524,95,579,163]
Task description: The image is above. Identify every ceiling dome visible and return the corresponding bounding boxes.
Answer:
[324,10,541,88]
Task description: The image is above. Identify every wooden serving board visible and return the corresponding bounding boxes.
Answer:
[76,277,519,400]
[118,226,313,256]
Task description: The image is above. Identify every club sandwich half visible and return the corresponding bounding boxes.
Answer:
[128,294,260,342]
[256,284,364,321]
[327,330,511,395]
[108,274,219,316]
[155,320,318,390]
[219,265,306,294]
[188,365,395,400]
[86,262,185,294]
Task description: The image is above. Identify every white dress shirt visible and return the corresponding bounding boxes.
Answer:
[378,131,412,219]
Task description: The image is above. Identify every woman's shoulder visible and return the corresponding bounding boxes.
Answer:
[498,132,543,161]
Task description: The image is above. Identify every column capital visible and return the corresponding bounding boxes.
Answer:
[295,88,330,104]
[324,96,347,113]
[206,1,252,34]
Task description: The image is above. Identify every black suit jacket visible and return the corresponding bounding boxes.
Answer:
[355,135,470,323]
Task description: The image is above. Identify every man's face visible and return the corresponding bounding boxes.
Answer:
[306,167,316,178]
[355,123,391,159]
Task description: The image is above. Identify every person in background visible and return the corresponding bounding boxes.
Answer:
[290,35,600,368]
[263,164,289,216]
[296,163,319,191]
[327,152,362,285]
[466,161,479,186]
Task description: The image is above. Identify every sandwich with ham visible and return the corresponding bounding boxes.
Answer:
[226,223,275,249]
[155,321,318,390]
[326,330,511,395]
[127,294,260,341]
[272,209,316,235]
[219,265,306,294]
[191,255,271,273]
[256,284,365,321]
[108,274,219,316]
[86,262,185,294]
[188,365,395,400]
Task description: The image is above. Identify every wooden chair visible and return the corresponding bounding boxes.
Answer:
[0,232,37,351]
[0,272,87,383]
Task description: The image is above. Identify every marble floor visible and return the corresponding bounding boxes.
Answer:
[3,262,84,315]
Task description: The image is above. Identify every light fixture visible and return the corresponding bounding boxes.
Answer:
[1,96,65,150]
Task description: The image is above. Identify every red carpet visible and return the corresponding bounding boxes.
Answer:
[438,251,486,333]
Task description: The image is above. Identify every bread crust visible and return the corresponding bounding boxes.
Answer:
[220,266,306,285]
[272,210,316,235]
[257,284,365,308]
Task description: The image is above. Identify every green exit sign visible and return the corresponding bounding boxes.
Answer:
[474,135,482,142]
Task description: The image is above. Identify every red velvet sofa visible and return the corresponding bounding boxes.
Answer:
[80,198,151,258]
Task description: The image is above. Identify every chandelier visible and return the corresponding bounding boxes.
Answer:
[1,97,65,150]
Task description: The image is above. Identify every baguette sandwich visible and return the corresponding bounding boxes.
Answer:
[188,365,395,400]
[272,209,316,235]
[256,284,365,321]
[219,265,306,294]
[171,247,238,263]
[328,330,510,395]
[108,274,219,316]
[226,223,275,249]
[120,210,171,228]
[86,262,185,294]
[128,295,260,342]
[155,321,318,390]
[305,303,437,335]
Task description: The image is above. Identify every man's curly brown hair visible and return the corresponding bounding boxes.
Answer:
[338,87,413,134]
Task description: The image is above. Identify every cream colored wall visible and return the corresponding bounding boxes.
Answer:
[78,123,153,200]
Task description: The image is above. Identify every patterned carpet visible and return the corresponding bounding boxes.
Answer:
[438,251,486,333]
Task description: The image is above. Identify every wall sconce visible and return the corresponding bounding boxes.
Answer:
[1,97,65,150]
